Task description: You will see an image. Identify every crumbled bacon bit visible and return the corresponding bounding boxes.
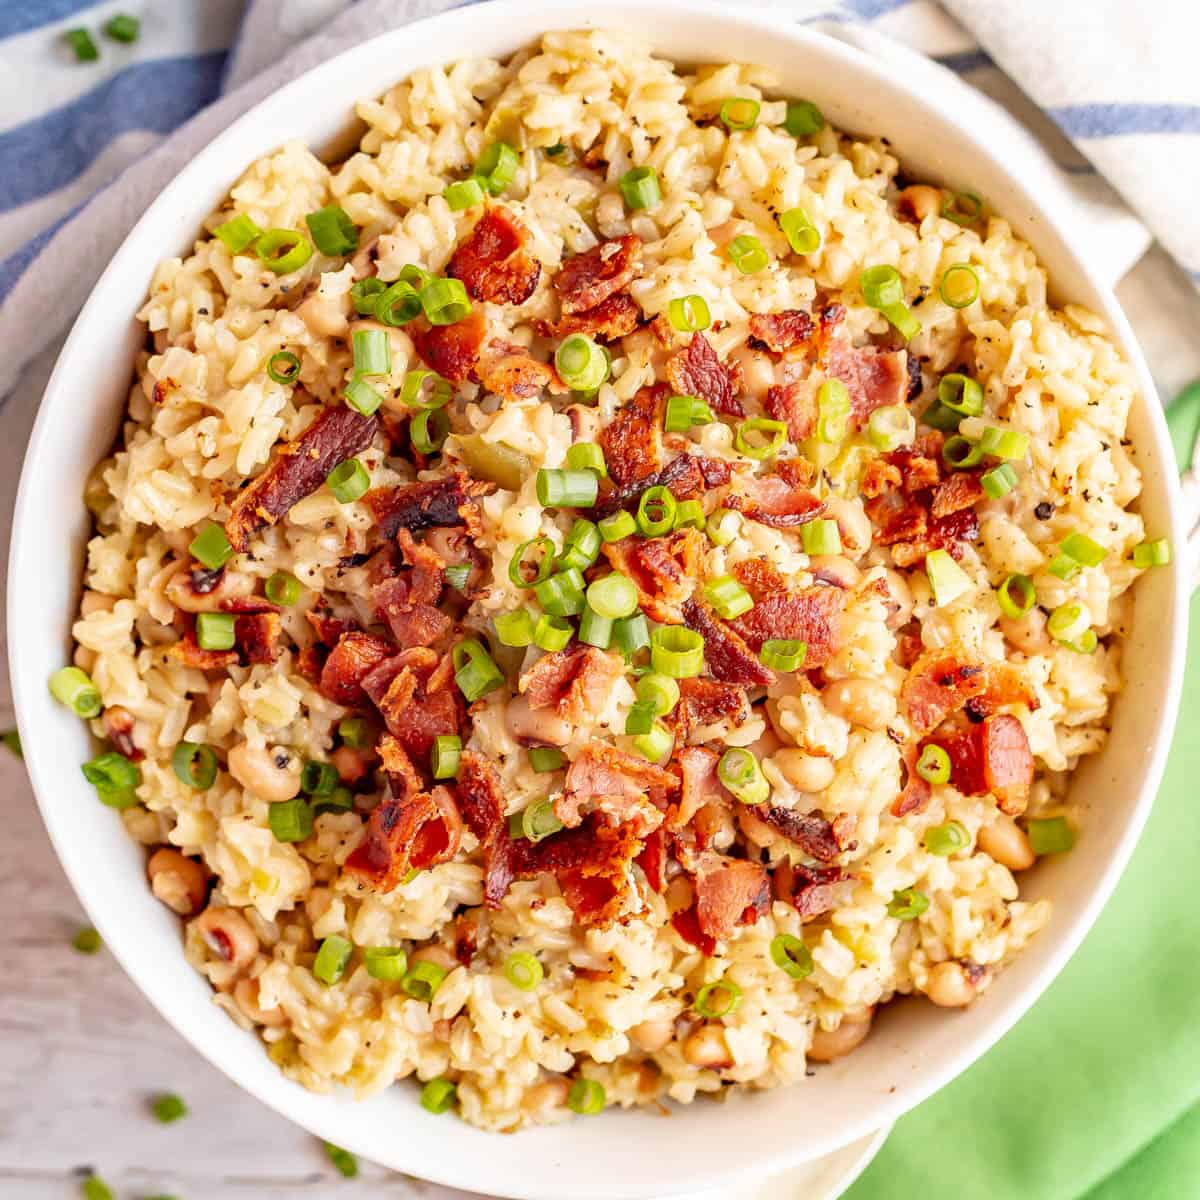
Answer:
[447,206,542,306]
[598,384,664,487]
[555,235,642,314]
[729,586,845,668]
[235,612,281,664]
[601,527,705,623]
[726,471,824,529]
[306,606,359,647]
[559,741,678,835]
[636,827,668,892]
[365,472,492,540]
[861,458,903,499]
[103,706,142,762]
[379,733,422,803]
[319,631,394,706]
[764,379,817,443]
[775,860,850,917]
[927,713,1034,815]
[673,745,726,829]
[665,333,743,417]
[410,309,488,382]
[891,743,932,817]
[729,558,789,602]
[345,789,441,890]
[671,904,717,955]
[931,471,985,518]
[755,806,849,863]
[225,406,378,551]
[824,340,909,427]
[592,452,730,519]
[681,597,775,688]
[748,310,815,353]
[363,652,463,766]
[547,291,641,342]
[520,644,626,726]
[409,785,465,869]
[901,644,1039,737]
[478,340,566,400]
[455,750,506,848]
[691,853,770,941]
[673,677,750,741]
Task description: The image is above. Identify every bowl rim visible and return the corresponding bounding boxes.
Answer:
[9,2,1189,1195]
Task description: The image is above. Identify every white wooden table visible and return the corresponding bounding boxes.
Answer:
[2,247,1198,1200]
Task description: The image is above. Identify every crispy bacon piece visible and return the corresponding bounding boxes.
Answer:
[456,750,506,848]
[692,854,771,941]
[665,333,743,417]
[306,606,359,647]
[409,785,465,869]
[168,628,236,670]
[928,714,1034,815]
[748,310,814,353]
[363,652,463,765]
[730,586,845,668]
[598,384,664,487]
[379,733,422,803]
[236,612,281,664]
[371,530,451,649]
[555,234,642,314]
[892,745,932,817]
[365,472,492,540]
[601,527,705,623]
[454,909,484,967]
[636,827,668,892]
[671,905,717,956]
[319,631,394,706]
[673,745,726,829]
[681,597,775,687]
[448,206,541,305]
[901,645,1039,737]
[756,806,847,863]
[591,452,730,519]
[729,558,789,602]
[544,291,641,341]
[559,741,677,834]
[765,379,818,444]
[825,340,909,427]
[225,406,377,551]
[673,677,750,740]
[931,471,985,519]
[345,789,440,891]
[103,706,142,762]
[411,309,488,382]
[890,509,979,568]
[478,341,565,400]
[861,457,903,499]
[775,860,850,918]
[726,472,824,529]
[520,644,625,726]
[547,821,645,927]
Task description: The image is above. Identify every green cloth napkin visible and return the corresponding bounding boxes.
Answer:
[847,588,1200,1200]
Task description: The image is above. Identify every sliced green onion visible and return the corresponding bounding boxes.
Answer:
[625,699,657,736]
[861,264,921,340]
[375,280,422,326]
[534,570,586,618]
[633,719,673,762]
[568,1077,606,1115]
[151,1093,188,1124]
[619,166,661,211]
[189,523,234,571]
[651,625,704,678]
[317,786,355,815]
[817,378,851,444]
[49,665,101,718]
[760,638,807,672]
[305,205,358,257]
[402,959,449,1002]
[780,207,821,255]
[937,373,983,418]
[503,951,544,990]
[1027,816,1074,856]
[921,401,963,433]
[432,734,462,780]
[300,760,338,797]
[267,350,301,386]
[327,458,369,503]
[338,717,372,749]
[265,571,301,607]
[1060,532,1108,567]
[475,141,519,194]
[587,572,639,619]
[924,820,970,856]
[559,519,602,571]
[82,1176,114,1200]
[528,747,564,773]
[728,234,769,274]
[66,26,101,60]
[536,468,599,509]
[420,1078,458,1114]
[915,743,951,785]
[719,97,761,131]
[734,417,788,460]
[717,747,769,805]
[523,798,564,843]
[325,1143,360,1178]
[636,485,678,536]
[1132,538,1171,568]
[868,404,916,452]
[445,178,485,211]
[599,510,637,543]
[1066,629,1098,655]
[942,191,984,226]
[104,14,141,43]
[81,751,141,809]
[420,277,472,326]
[578,605,613,649]
[1,729,20,759]
[214,213,262,254]
[399,264,432,289]
[925,548,972,607]
[364,946,408,981]
[981,463,1018,498]
[351,277,387,315]
[997,573,1036,619]
[268,797,312,843]
[636,673,680,717]
[195,611,236,651]
[674,499,705,531]
[495,608,536,647]
[439,563,468,592]
[704,574,754,620]
[72,927,102,954]
[939,263,980,308]
[313,935,354,985]
[352,328,391,377]
[613,612,650,657]
[784,99,825,137]
[979,425,1029,461]
[566,441,608,477]
[695,977,743,1017]
[770,933,814,979]
[172,742,218,790]
[665,393,701,433]
[667,295,711,332]
[706,508,739,547]
[1047,602,1086,644]
[943,435,984,470]
[255,228,313,275]
[533,614,573,652]
[344,378,384,417]
[453,638,506,702]
[509,536,556,587]
[545,142,568,158]
[887,888,929,920]
[801,518,841,556]
[411,407,449,455]
[555,334,610,392]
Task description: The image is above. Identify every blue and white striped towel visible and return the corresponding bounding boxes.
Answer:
[1,0,1198,407]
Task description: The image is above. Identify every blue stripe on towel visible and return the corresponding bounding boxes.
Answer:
[0,207,74,308]
[0,52,226,213]
[1048,103,1200,138]
[0,0,102,39]
[842,0,911,17]
[935,49,994,74]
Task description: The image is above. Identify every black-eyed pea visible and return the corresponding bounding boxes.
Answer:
[926,960,980,1008]
[977,813,1035,871]
[682,1025,733,1069]
[228,742,302,802]
[234,975,286,1027]
[821,677,896,731]
[772,748,836,793]
[629,1018,675,1053]
[808,1007,873,1062]
[147,847,209,916]
[192,904,259,971]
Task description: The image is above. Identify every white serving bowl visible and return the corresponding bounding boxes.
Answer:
[9,3,1188,1197]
